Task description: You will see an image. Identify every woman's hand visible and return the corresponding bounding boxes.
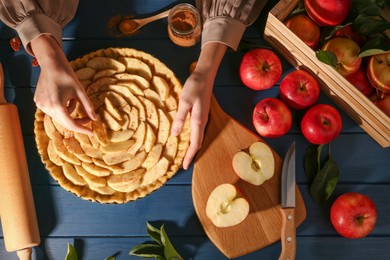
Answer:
[172,66,213,170]
[172,42,227,170]
[31,34,97,135]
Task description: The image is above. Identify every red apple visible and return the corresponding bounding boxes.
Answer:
[367,52,390,93]
[330,192,377,239]
[345,66,374,97]
[374,93,390,117]
[304,0,352,26]
[239,48,282,90]
[334,24,365,45]
[301,104,342,144]
[322,37,362,77]
[285,13,320,49]
[253,98,292,138]
[279,70,320,110]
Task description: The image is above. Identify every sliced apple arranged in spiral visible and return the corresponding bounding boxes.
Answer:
[206,183,250,228]
[232,142,275,186]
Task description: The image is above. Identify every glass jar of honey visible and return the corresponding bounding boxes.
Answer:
[168,3,201,47]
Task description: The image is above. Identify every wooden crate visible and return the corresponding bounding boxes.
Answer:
[263,0,390,148]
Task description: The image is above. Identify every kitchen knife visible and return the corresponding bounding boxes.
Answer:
[279,142,296,260]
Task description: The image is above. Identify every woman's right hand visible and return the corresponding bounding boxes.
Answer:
[31,34,97,135]
[171,42,228,169]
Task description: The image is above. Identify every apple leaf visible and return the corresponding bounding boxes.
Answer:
[304,144,340,204]
[351,0,383,17]
[323,23,351,42]
[104,257,116,260]
[352,14,390,36]
[130,222,182,260]
[161,225,183,260]
[359,37,390,57]
[288,1,306,17]
[310,155,340,203]
[65,243,78,260]
[303,144,323,183]
[130,244,165,258]
[147,221,163,246]
[316,50,338,69]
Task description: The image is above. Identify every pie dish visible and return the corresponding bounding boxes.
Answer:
[34,47,190,203]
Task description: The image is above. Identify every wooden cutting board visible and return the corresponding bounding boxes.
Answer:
[192,95,306,259]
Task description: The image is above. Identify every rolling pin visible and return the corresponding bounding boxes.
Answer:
[0,63,40,259]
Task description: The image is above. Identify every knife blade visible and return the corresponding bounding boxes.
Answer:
[279,142,296,260]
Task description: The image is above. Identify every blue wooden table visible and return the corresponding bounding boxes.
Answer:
[1,0,390,259]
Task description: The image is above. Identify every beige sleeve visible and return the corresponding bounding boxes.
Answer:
[195,0,268,50]
[0,0,79,54]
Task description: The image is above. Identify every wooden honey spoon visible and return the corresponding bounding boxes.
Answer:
[119,8,171,35]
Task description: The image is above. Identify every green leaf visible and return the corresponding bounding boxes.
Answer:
[359,37,390,57]
[310,149,340,204]
[352,0,383,16]
[323,24,349,42]
[129,244,165,259]
[104,256,116,260]
[147,222,163,246]
[65,243,78,260]
[316,50,338,69]
[352,14,390,36]
[303,144,323,182]
[160,225,183,260]
[323,157,340,201]
[288,2,306,17]
[359,48,390,57]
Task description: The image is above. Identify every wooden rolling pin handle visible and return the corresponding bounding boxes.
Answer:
[17,248,32,260]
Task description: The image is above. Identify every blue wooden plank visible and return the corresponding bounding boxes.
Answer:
[0,184,387,237]
[2,236,389,260]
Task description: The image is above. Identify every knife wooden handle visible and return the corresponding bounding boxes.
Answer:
[279,208,296,260]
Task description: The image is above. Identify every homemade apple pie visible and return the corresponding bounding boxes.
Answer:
[34,47,190,203]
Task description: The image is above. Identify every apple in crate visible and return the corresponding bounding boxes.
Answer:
[232,142,275,186]
[367,52,390,93]
[239,48,282,90]
[330,192,377,239]
[374,93,390,117]
[304,0,352,26]
[280,69,320,110]
[206,183,250,228]
[301,104,342,144]
[284,13,320,49]
[334,24,365,45]
[253,98,292,138]
[321,37,362,77]
[345,66,374,97]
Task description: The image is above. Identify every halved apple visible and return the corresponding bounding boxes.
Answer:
[232,142,275,185]
[206,183,250,228]
[367,52,390,93]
